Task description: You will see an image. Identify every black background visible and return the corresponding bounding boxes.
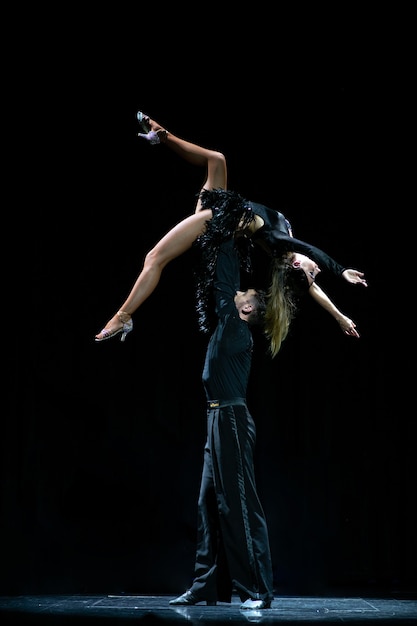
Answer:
[5,8,414,599]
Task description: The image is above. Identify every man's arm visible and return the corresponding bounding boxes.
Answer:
[214,239,240,315]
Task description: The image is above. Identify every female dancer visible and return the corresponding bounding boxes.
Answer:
[95,111,367,357]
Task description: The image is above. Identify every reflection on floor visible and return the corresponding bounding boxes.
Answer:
[1,594,417,625]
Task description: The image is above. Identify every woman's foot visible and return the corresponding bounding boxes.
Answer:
[136,110,168,144]
[95,311,133,343]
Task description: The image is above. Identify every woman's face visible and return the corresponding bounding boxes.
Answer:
[292,253,321,286]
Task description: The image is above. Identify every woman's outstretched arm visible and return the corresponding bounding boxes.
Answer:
[309,282,361,338]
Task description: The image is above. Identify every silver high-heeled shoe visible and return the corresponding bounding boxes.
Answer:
[136,110,151,133]
[136,110,166,144]
[95,311,133,343]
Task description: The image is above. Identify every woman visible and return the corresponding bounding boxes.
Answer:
[95,111,367,356]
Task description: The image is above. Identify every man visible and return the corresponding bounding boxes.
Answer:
[169,237,274,611]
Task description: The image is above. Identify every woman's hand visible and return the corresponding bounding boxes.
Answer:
[342,269,368,286]
[336,314,360,338]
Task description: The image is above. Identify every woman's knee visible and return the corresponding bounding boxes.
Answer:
[211,151,227,175]
[144,246,163,269]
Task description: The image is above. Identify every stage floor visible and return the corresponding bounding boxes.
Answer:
[0,593,417,625]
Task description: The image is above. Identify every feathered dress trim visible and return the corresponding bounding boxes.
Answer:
[193,189,256,333]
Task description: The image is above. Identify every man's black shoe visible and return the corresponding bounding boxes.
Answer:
[169,590,216,606]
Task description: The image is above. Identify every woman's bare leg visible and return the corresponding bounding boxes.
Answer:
[141,114,227,212]
[95,210,212,341]
[94,113,227,341]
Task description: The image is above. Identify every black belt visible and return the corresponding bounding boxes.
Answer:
[207,398,246,409]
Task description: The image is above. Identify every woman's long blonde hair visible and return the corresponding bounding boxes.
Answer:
[264,257,309,358]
